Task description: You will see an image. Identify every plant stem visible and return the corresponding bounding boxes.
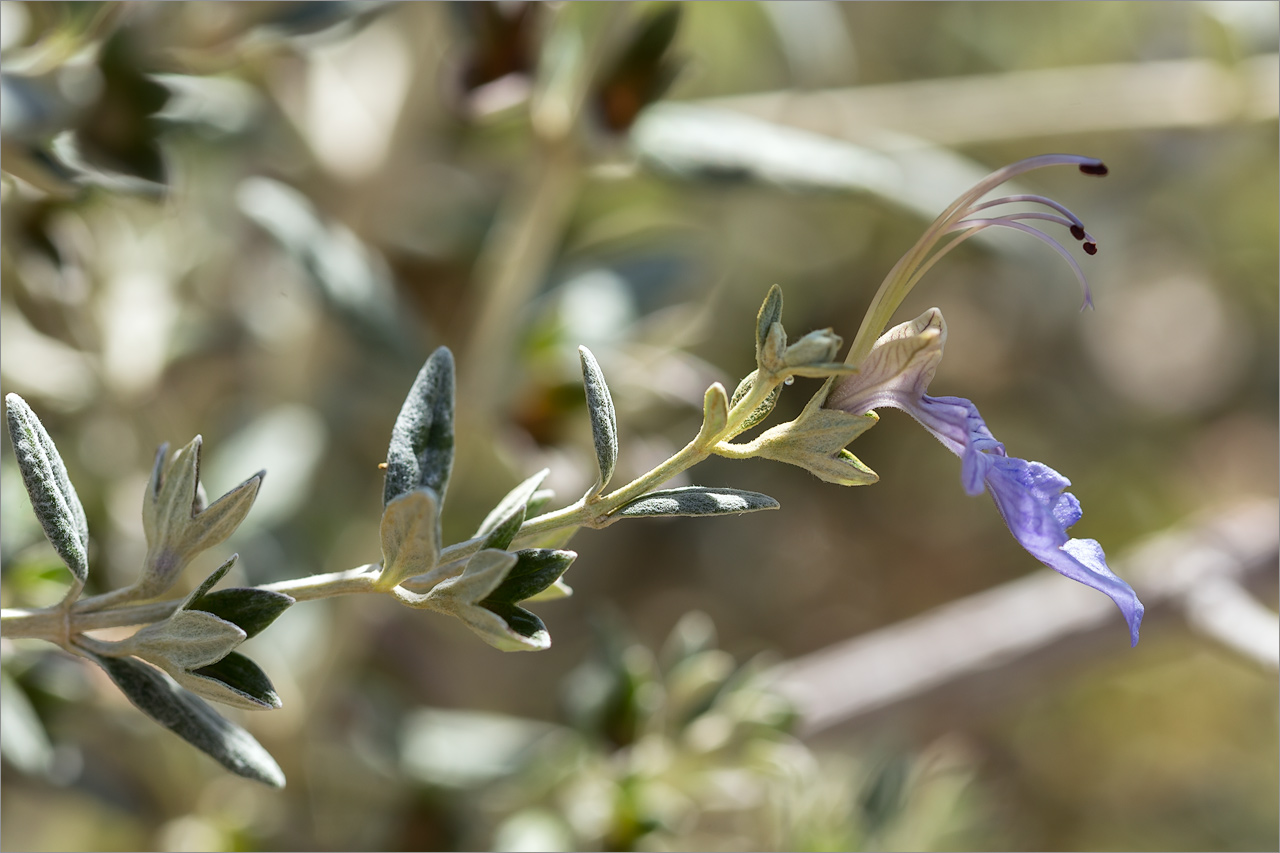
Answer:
[1,359,785,644]
[1,565,381,641]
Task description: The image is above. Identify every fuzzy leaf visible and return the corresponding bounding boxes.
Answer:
[614,486,780,518]
[482,549,576,605]
[182,556,238,609]
[759,321,787,372]
[729,373,781,432]
[183,472,263,555]
[384,348,455,506]
[475,469,551,550]
[128,610,246,671]
[783,328,842,369]
[429,549,518,605]
[755,285,783,357]
[379,487,441,590]
[699,383,729,439]
[578,346,618,494]
[188,652,282,710]
[145,437,202,547]
[455,601,550,652]
[5,394,89,586]
[189,588,295,640]
[87,653,285,786]
[479,600,550,647]
[752,408,879,486]
[140,441,262,599]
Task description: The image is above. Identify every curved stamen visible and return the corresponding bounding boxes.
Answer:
[967,195,1086,231]
[961,211,1098,245]
[844,155,1107,366]
[947,218,1094,308]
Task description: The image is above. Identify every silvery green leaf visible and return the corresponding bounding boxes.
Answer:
[378,487,441,590]
[475,468,551,550]
[755,285,783,356]
[5,393,89,588]
[613,486,780,518]
[384,348,455,506]
[128,610,246,671]
[188,588,294,640]
[86,652,285,787]
[182,555,238,609]
[187,652,282,711]
[482,549,576,605]
[729,372,781,432]
[448,602,549,651]
[477,600,550,649]
[699,383,729,440]
[783,328,842,368]
[578,346,618,495]
[751,408,879,486]
[759,321,787,373]
[140,441,263,599]
[428,549,518,606]
[144,437,202,550]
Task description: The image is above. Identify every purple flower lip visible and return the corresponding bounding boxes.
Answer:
[824,309,1144,646]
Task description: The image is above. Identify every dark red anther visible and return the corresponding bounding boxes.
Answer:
[1078,162,1108,176]
[1070,224,1086,241]
[1083,242,1098,255]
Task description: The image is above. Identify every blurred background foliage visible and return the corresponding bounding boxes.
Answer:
[1,1,1276,850]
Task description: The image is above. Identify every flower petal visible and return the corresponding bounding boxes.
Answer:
[825,309,1144,645]
[983,453,1144,646]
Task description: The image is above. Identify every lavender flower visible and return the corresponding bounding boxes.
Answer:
[825,156,1144,645]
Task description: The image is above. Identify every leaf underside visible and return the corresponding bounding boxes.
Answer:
[579,347,618,491]
[5,394,89,584]
[614,486,780,518]
[86,652,285,787]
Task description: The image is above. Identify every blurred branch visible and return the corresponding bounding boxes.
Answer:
[1183,575,1279,669]
[459,4,621,420]
[699,55,1280,146]
[460,141,582,418]
[772,498,1279,736]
